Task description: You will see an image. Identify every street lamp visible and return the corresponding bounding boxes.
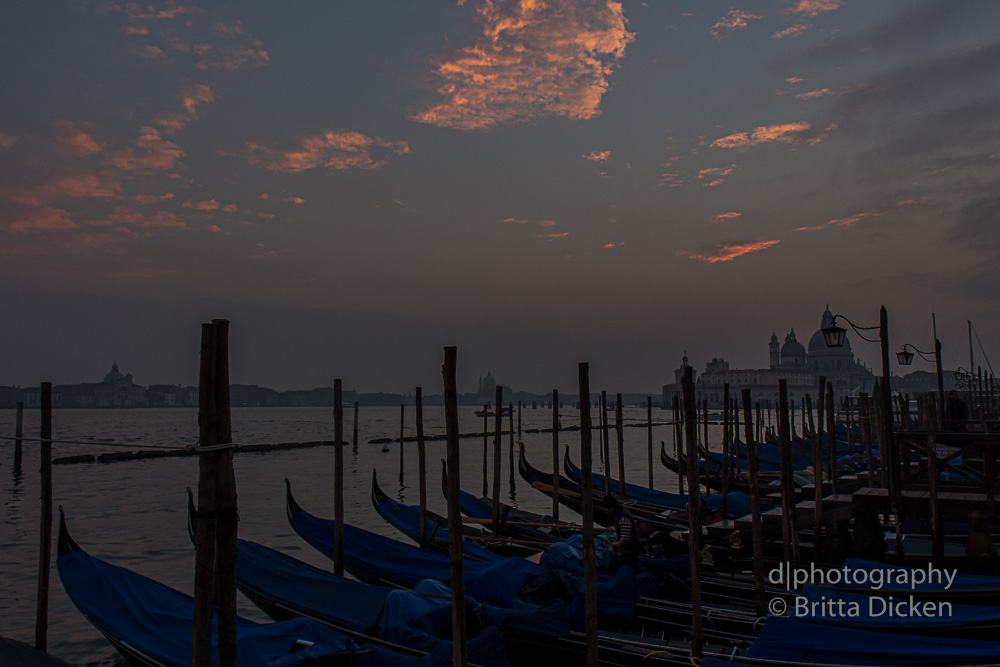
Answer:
[823,306,901,552]
[896,340,945,428]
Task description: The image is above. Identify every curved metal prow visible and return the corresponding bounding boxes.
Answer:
[57,506,83,558]
[285,477,304,523]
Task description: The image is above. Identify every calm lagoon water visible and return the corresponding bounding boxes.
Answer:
[0,404,681,665]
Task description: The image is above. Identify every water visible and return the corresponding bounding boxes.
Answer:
[0,404,683,665]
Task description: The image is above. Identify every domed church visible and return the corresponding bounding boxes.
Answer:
[663,306,875,408]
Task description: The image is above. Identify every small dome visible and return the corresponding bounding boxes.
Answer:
[103,361,124,384]
[781,330,806,364]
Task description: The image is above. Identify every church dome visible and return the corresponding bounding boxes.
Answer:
[781,330,806,364]
[103,362,124,384]
[808,305,851,352]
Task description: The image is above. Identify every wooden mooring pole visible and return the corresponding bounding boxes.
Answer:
[399,403,405,485]
[672,396,684,494]
[442,347,468,667]
[508,402,515,493]
[482,405,489,497]
[14,400,24,465]
[646,396,654,490]
[682,367,703,660]
[492,387,502,529]
[578,364,599,667]
[334,380,345,575]
[416,387,427,547]
[552,390,560,521]
[742,388,766,617]
[35,383,52,651]
[778,379,798,568]
[615,393,625,497]
[352,401,359,454]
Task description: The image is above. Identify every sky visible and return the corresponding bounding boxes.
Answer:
[1,0,998,394]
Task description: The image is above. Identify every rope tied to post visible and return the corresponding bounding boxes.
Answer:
[191,441,237,452]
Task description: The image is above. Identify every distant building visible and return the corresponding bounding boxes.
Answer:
[51,362,148,408]
[663,306,876,408]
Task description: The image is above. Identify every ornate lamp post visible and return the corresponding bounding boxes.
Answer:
[823,306,901,548]
[895,340,945,427]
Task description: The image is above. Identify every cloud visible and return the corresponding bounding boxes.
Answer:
[284,197,305,205]
[126,43,168,61]
[712,212,742,221]
[711,10,764,39]
[583,150,611,162]
[711,122,811,148]
[44,120,105,155]
[196,43,270,72]
[678,239,781,263]
[6,206,78,233]
[123,4,206,21]
[105,206,189,230]
[410,0,633,130]
[698,164,738,186]
[235,130,410,173]
[135,193,175,205]
[40,171,123,200]
[796,88,833,99]
[603,241,624,248]
[782,0,843,18]
[155,83,216,135]
[183,199,221,210]
[794,200,921,232]
[109,126,185,173]
[772,23,810,39]
[0,133,16,148]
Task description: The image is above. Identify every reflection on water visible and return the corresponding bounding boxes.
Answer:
[0,404,680,665]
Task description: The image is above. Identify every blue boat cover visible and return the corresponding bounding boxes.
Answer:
[57,548,445,667]
[749,616,1000,665]
[290,507,643,618]
[794,586,1000,629]
[457,488,561,543]
[375,493,506,562]
[0,636,73,667]
[839,559,1000,592]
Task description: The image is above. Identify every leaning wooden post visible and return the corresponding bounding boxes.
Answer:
[600,390,609,470]
[778,379,797,568]
[334,379,345,574]
[826,381,837,495]
[517,400,522,440]
[34,383,52,651]
[14,400,24,464]
[442,347,468,667]
[859,392,875,485]
[492,387,502,529]
[721,384,730,518]
[552,389,561,521]
[578,364,599,667]
[682,367,703,660]
[742,388,766,617]
[192,323,219,667]
[482,405,489,497]
[615,393,625,497]
[701,399,710,496]
[399,403,405,485]
[807,394,822,547]
[815,377,827,488]
[646,396,654,490]
[416,387,427,547]
[212,319,238,667]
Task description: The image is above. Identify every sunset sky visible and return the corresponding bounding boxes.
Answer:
[1,0,997,394]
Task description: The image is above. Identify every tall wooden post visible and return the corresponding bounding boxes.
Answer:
[859,393,875,484]
[672,396,684,494]
[492,387,502,528]
[646,396,654,490]
[35,383,52,651]
[742,388,765,617]
[352,401,359,454]
[926,394,943,567]
[721,384,730,518]
[826,382,837,495]
[615,393,625,497]
[578,364,599,667]
[213,320,238,667]
[193,324,219,667]
[14,400,24,464]
[778,380,797,568]
[399,403,405,485]
[517,400,522,440]
[682,368,703,659]
[601,390,609,471]
[508,402,515,492]
[334,380,345,574]
[808,394,822,547]
[482,405,489,497]
[552,390,560,521]
[702,399,710,496]
[416,387,427,547]
[442,347,468,667]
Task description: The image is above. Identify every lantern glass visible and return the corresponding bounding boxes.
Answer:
[822,324,846,348]
[896,349,914,366]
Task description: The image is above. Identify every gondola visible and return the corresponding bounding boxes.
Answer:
[0,637,73,667]
[371,469,536,559]
[55,508,426,667]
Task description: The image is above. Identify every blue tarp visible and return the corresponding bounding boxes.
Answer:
[749,616,1000,665]
[57,548,444,667]
[794,586,1000,629]
[374,493,506,562]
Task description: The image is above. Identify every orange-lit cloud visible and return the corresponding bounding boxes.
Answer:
[45,120,105,155]
[785,77,804,84]
[711,10,764,39]
[180,83,214,113]
[583,150,612,162]
[222,203,239,212]
[783,0,844,18]
[135,193,175,204]
[712,212,742,221]
[795,200,919,232]
[603,241,624,248]
[698,164,738,186]
[537,219,557,227]
[711,122,811,148]
[110,126,185,173]
[127,43,168,61]
[772,23,810,39]
[0,133,16,148]
[7,206,78,233]
[284,197,305,205]
[197,43,269,71]
[236,130,410,173]
[123,4,206,21]
[155,83,215,135]
[679,240,780,263]
[106,206,189,229]
[796,88,833,99]
[411,0,634,130]
[40,171,123,200]
[183,199,220,210]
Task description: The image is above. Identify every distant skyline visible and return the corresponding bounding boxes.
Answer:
[1,1,996,395]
